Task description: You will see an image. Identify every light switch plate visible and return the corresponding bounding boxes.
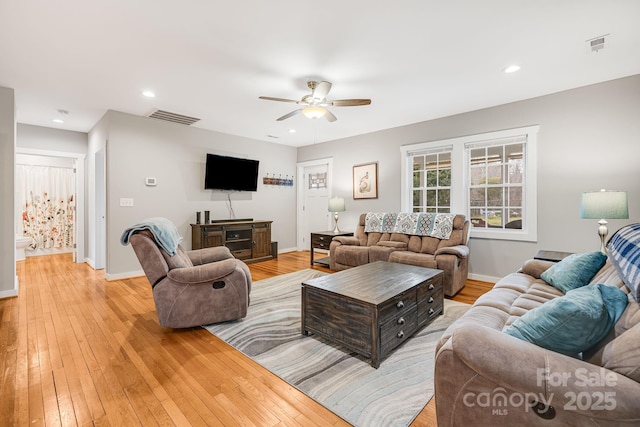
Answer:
[120,198,134,207]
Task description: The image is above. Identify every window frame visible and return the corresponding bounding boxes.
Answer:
[400,125,539,242]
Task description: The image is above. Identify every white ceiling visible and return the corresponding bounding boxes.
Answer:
[1,1,639,148]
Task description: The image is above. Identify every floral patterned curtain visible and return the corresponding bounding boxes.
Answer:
[16,165,75,250]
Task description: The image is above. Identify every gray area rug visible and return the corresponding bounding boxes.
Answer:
[204,269,470,427]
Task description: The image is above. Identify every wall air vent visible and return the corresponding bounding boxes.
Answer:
[148,109,200,125]
[586,34,608,53]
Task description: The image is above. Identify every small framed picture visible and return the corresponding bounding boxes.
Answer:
[353,162,378,199]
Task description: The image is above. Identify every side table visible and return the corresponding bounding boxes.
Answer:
[534,250,573,263]
[310,230,353,266]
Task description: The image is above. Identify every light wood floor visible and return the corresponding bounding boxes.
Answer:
[2,251,493,426]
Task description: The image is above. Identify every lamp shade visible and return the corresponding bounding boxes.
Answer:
[580,190,629,219]
[328,197,346,212]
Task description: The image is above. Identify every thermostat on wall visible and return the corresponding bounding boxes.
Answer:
[145,177,157,186]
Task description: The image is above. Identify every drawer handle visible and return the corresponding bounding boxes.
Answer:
[428,283,435,290]
[428,308,435,315]
[319,236,325,241]
[428,297,434,303]
[396,301,404,309]
[397,317,405,325]
[397,331,404,339]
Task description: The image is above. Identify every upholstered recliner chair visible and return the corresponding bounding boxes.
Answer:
[122,218,252,328]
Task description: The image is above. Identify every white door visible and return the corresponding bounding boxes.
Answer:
[297,159,333,250]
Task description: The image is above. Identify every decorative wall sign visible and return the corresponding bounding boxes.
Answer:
[263,174,294,187]
[353,162,378,199]
[308,172,327,189]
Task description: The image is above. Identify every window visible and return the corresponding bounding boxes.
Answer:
[467,137,525,230]
[400,126,538,242]
[411,148,452,213]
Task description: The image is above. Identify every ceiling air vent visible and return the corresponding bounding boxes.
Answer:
[586,34,608,53]
[148,109,200,125]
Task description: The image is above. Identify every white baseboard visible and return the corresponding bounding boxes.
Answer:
[105,270,145,281]
[0,277,20,299]
[278,246,298,254]
[468,272,500,284]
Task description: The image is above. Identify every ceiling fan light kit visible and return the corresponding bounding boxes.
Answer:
[259,80,371,122]
[302,106,327,119]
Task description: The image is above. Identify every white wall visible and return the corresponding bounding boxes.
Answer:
[17,124,87,153]
[0,87,16,297]
[98,111,298,278]
[297,75,640,281]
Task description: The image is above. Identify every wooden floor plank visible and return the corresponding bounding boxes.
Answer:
[1,251,493,426]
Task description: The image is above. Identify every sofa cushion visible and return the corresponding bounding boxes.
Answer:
[601,321,640,382]
[540,251,607,293]
[388,251,437,269]
[334,245,369,266]
[376,240,408,249]
[504,283,628,357]
[607,223,640,302]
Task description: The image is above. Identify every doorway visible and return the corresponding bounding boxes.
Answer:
[296,158,334,251]
[15,148,85,263]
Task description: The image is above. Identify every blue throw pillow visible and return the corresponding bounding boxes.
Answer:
[504,283,628,358]
[540,251,607,293]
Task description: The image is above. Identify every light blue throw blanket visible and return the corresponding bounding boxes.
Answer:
[120,217,183,256]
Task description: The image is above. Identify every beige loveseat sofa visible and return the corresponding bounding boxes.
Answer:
[329,213,469,296]
[434,224,640,426]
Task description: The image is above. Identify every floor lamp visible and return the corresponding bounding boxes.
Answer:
[328,197,346,233]
[580,189,629,253]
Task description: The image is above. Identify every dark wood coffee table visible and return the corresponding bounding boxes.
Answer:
[301,261,443,368]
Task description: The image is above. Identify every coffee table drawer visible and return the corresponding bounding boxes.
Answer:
[380,308,418,356]
[418,287,443,326]
[379,288,417,321]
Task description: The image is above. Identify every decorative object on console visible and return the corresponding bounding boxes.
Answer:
[328,196,346,233]
[353,162,378,199]
[580,189,629,253]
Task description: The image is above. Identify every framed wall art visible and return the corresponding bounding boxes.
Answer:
[353,162,378,199]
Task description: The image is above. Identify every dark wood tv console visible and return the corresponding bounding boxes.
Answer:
[191,219,273,263]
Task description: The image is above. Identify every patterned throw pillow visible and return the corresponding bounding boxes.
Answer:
[540,251,607,293]
[607,223,640,302]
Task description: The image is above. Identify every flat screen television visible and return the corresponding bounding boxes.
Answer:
[204,153,259,191]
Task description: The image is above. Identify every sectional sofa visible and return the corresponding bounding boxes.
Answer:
[434,224,640,426]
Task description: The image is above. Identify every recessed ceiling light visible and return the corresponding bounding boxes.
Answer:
[142,90,156,98]
[289,129,296,133]
[52,119,64,123]
[503,65,521,74]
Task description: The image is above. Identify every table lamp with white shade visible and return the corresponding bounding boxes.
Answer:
[328,197,346,233]
[580,189,629,253]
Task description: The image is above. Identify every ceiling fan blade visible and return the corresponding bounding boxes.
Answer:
[276,109,301,121]
[331,99,372,107]
[324,110,337,122]
[312,81,332,100]
[259,96,298,103]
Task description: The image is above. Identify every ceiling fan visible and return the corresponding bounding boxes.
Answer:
[259,81,371,122]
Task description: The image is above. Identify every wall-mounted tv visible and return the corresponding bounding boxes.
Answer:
[204,153,259,192]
